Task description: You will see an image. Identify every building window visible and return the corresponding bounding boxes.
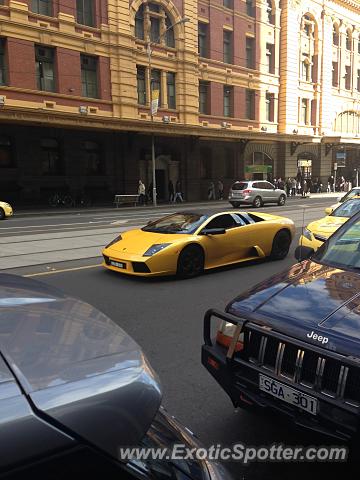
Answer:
[135,3,175,47]
[346,30,352,51]
[333,24,339,46]
[357,70,360,91]
[198,23,209,58]
[301,99,308,124]
[81,54,98,98]
[84,141,103,175]
[302,15,313,38]
[345,65,351,90]
[76,0,94,27]
[302,58,310,81]
[0,39,6,86]
[31,0,52,16]
[223,30,233,64]
[199,81,209,114]
[223,86,233,117]
[224,0,233,8]
[167,72,176,109]
[266,0,274,24]
[246,0,254,17]
[265,92,274,122]
[200,147,212,178]
[165,16,175,48]
[245,89,255,120]
[35,45,55,92]
[332,62,338,87]
[151,69,161,106]
[135,5,144,40]
[137,65,146,105]
[246,37,255,69]
[41,139,61,175]
[0,137,12,168]
[266,43,274,74]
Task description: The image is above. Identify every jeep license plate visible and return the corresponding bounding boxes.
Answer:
[259,374,317,415]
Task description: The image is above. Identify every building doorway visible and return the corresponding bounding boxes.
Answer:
[155,169,166,201]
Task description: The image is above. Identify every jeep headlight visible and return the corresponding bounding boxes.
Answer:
[143,243,171,256]
[303,228,313,241]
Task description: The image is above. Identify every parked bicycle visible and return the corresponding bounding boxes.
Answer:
[48,192,74,208]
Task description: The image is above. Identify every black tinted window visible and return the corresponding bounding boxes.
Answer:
[205,214,236,229]
[231,182,247,190]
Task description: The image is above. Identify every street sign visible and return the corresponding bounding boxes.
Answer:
[245,165,272,174]
[334,162,337,170]
[151,90,159,115]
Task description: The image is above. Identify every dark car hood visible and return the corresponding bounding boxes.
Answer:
[227,261,360,356]
[0,274,162,460]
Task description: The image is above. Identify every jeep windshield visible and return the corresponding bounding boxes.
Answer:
[142,213,208,234]
[314,213,360,271]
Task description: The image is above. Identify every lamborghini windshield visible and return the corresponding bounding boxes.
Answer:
[142,213,208,234]
[315,214,360,270]
[331,199,360,218]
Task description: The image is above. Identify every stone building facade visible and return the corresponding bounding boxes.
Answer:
[0,0,360,203]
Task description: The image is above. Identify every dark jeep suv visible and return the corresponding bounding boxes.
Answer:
[202,211,360,440]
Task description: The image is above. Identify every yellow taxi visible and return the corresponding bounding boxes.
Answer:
[325,187,360,214]
[0,200,13,220]
[299,198,360,250]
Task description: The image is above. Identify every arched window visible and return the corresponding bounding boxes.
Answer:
[266,0,274,25]
[333,24,339,46]
[135,2,175,48]
[302,15,314,37]
[346,29,352,51]
[334,111,360,134]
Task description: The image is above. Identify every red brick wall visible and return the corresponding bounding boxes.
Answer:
[7,38,36,90]
[210,82,223,117]
[98,56,111,101]
[55,0,75,17]
[57,48,81,96]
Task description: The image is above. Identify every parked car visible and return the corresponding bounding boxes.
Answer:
[0,200,13,220]
[202,210,360,440]
[228,181,287,208]
[0,273,231,479]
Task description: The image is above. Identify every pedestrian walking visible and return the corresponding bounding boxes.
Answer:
[291,178,297,196]
[138,180,146,205]
[174,179,184,203]
[217,180,224,200]
[168,179,174,203]
[208,181,216,200]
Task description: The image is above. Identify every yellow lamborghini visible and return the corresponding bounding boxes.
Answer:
[102,210,295,278]
[299,198,360,251]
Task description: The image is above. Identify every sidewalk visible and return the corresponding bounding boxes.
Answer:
[9,192,340,218]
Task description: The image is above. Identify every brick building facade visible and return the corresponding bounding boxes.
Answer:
[1,0,360,204]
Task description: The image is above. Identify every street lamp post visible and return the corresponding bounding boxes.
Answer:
[147,16,189,206]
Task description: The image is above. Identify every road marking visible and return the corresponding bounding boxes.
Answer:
[0,220,108,230]
[24,264,102,277]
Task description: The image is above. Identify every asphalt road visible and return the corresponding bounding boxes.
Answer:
[1,197,353,479]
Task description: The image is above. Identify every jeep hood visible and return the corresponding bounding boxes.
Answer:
[0,274,162,460]
[227,261,360,356]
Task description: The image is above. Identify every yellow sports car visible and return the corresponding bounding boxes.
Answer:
[325,187,360,214]
[0,200,13,220]
[102,210,295,278]
[299,198,360,250]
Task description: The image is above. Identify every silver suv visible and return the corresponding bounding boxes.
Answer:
[228,180,287,208]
